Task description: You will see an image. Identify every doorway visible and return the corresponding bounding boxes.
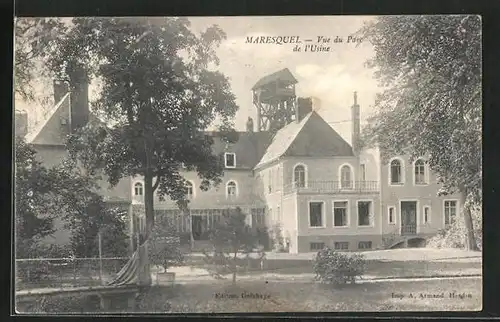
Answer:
[400,201,417,235]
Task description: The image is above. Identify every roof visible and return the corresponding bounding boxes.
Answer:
[252,68,298,90]
[255,111,354,169]
[26,93,71,145]
[208,131,273,169]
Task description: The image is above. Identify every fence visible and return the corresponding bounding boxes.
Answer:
[15,257,129,290]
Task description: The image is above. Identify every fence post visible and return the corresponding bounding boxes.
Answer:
[98,232,103,285]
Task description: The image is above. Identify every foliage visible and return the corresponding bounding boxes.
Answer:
[14,18,67,102]
[48,17,239,239]
[202,207,265,284]
[15,137,58,258]
[313,247,366,286]
[270,224,286,252]
[150,216,184,272]
[357,15,481,250]
[427,206,482,250]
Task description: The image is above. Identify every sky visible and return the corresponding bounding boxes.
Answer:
[15,16,381,145]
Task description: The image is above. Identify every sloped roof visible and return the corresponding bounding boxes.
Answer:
[208,131,273,169]
[255,111,354,169]
[26,93,71,145]
[252,68,298,90]
[255,112,313,168]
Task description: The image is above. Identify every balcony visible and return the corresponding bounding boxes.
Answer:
[284,181,379,195]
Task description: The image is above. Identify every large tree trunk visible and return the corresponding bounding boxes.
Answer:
[137,172,155,286]
[460,188,479,251]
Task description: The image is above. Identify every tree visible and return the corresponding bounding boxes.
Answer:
[48,17,238,243]
[14,18,67,103]
[203,207,265,284]
[15,137,56,258]
[357,15,481,250]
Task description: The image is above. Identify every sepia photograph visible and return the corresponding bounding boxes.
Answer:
[13,15,482,314]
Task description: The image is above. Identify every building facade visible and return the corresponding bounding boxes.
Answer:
[18,69,461,253]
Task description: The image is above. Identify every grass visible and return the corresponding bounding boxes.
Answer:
[135,277,482,312]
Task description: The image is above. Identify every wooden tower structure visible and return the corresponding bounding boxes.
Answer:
[252,68,298,133]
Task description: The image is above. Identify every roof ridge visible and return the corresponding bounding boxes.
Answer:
[26,92,71,144]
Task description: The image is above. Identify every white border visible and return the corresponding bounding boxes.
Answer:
[388,157,405,186]
[293,162,308,188]
[332,200,350,228]
[308,200,326,228]
[224,152,236,168]
[356,199,375,227]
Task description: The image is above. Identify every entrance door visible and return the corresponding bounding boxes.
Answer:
[400,201,417,235]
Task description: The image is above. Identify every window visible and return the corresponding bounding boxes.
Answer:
[444,200,457,225]
[309,201,324,227]
[134,182,143,196]
[358,201,373,226]
[185,181,194,199]
[360,164,366,181]
[310,242,325,251]
[334,242,349,250]
[294,164,306,188]
[388,206,396,224]
[333,201,348,227]
[414,159,426,185]
[340,165,353,189]
[423,206,431,224]
[225,153,236,168]
[226,181,237,197]
[390,159,403,184]
[358,241,372,250]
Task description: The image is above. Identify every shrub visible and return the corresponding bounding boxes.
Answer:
[149,217,184,272]
[427,206,482,250]
[313,247,366,286]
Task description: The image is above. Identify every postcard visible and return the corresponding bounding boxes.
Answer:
[13,15,482,314]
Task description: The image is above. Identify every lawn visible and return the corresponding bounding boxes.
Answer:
[135,277,482,312]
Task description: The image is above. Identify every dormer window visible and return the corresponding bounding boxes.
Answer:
[225,153,236,168]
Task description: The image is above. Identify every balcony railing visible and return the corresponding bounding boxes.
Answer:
[284,181,379,195]
[401,224,417,236]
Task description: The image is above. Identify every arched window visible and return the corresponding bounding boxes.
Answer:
[340,164,353,189]
[226,180,237,197]
[390,159,403,184]
[134,182,143,196]
[293,164,306,188]
[414,159,426,184]
[186,181,194,199]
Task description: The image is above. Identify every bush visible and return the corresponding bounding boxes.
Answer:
[313,247,366,286]
[427,206,482,250]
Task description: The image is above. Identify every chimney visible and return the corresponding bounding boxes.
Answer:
[351,91,361,155]
[69,67,90,132]
[296,97,313,122]
[246,117,254,132]
[15,112,28,138]
[53,80,69,105]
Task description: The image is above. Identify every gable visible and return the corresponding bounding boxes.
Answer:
[26,93,71,146]
[284,112,354,157]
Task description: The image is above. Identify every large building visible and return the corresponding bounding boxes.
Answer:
[17,68,462,253]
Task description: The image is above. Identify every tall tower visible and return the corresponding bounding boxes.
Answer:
[252,68,298,133]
